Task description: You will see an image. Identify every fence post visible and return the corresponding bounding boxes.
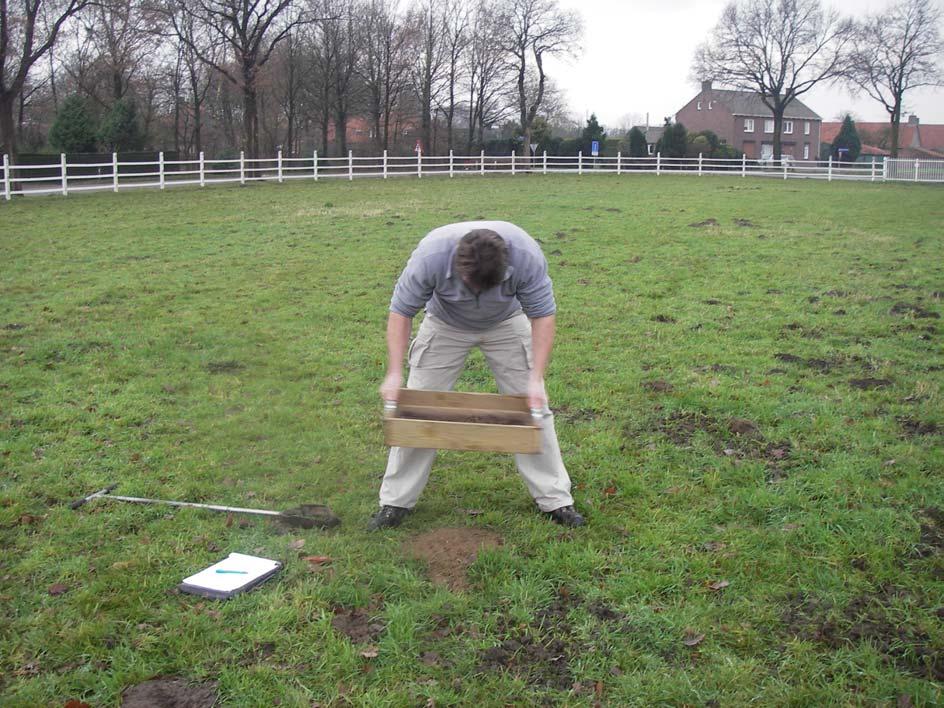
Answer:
[278,149,284,183]
[741,153,746,177]
[656,152,661,176]
[882,156,887,182]
[617,151,621,176]
[914,158,919,183]
[159,151,165,190]
[200,151,206,187]
[480,149,485,176]
[240,151,246,185]
[348,150,353,181]
[827,155,832,182]
[578,151,583,176]
[417,148,422,179]
[543,150,547,175]
[383,150,388,179]
[112,152,119,192]
[870,157,876,182]
[697,152,703,176]
[449,149,454,178]
[3,154,10,200]
[61,153,68,196]
[313,151,318,181]
[783,157,788,180]
[511,151,515,176]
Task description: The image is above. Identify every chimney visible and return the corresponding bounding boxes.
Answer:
[908,114,919,125]
[701,80,712,93]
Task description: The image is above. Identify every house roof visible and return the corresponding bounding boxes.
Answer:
[820,120,944,158]
[706,89,821,120]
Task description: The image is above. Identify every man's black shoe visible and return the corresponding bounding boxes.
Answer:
[547,505,585,527]
[367,505,410,531]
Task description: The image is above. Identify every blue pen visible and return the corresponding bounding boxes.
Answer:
[215,569,249,574]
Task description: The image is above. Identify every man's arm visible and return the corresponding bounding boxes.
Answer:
[380,311,413,402]
[527,315,555,410]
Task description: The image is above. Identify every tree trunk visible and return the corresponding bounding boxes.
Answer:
[243,85,258,159]
[889,101,901,159]
[0,93,18,158]
[773,111,783,165]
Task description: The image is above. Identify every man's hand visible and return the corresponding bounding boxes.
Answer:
[380,370,403,403]
[527,375,547,411]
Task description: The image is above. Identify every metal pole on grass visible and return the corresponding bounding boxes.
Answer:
[112,152,119,192]
[200,151,206,187]
[61,153,68,196]
[159,151,165,190]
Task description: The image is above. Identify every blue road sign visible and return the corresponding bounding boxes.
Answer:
[591,140,600,157]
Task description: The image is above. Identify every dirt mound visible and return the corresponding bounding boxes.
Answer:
[331,605,386,643]
[689,218,718,227]
[121,678,218,707]
[403,527,502,591]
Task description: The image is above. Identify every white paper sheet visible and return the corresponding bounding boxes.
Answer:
[181,553,281,593]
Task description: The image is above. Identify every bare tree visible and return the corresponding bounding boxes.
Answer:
[499,0,581,157]
[694,0,854,163]
[167,0,322,159]
[357,0,411,152]
[848,0,943,157]
[465,0,513,151]
[436,0,469,152]
[0,0,91,158]
[410,0,447,153]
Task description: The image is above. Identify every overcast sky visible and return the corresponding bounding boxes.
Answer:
[545,0,944,130]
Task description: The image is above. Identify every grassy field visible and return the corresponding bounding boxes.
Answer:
[1,174,942,706]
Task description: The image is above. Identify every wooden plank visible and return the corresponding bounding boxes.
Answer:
[396,388,528,412]
[384,417,540,454]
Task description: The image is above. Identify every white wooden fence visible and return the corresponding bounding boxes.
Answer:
[3,150,943,200]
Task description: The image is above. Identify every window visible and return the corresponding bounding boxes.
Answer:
[744,119,755,133]
[784,120,793,134]
[647,144,654,155]
[764,120,774,133]
[803,144,810,160]
[708,101,714,110]
[697,101,702,110]
[804,121,811,135]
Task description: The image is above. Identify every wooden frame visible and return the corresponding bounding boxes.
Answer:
[384,389,541,454]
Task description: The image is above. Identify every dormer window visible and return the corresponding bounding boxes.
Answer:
[697,101,702,110]
[708,101,714,110]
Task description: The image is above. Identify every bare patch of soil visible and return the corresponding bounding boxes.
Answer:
[703,298,723,305]
[206,360,243,374]
[476,589,629,690]
[554,405,598,423]
[652,314,677,323]
[898,418,939,436]
[890,302,939,319]
[849,378,893,390]
[331,605,386,643]
[121,678,218,707]
[915,508,944,558]
[642,380,674,393]
[689,218,718,227]
[782,585,943,680]
[403,527,502,591]
[734,218,755,227]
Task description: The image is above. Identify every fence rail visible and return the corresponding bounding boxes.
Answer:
[3,150,943,200]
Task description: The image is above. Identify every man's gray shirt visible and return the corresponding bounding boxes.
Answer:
[389,221,557,331]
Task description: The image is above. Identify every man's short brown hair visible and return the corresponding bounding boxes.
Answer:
[455,229,508,291]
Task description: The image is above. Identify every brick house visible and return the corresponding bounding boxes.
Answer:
[675,81,822,160]
[820,115,944,159]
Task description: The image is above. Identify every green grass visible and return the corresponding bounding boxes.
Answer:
[1,174,942,706]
